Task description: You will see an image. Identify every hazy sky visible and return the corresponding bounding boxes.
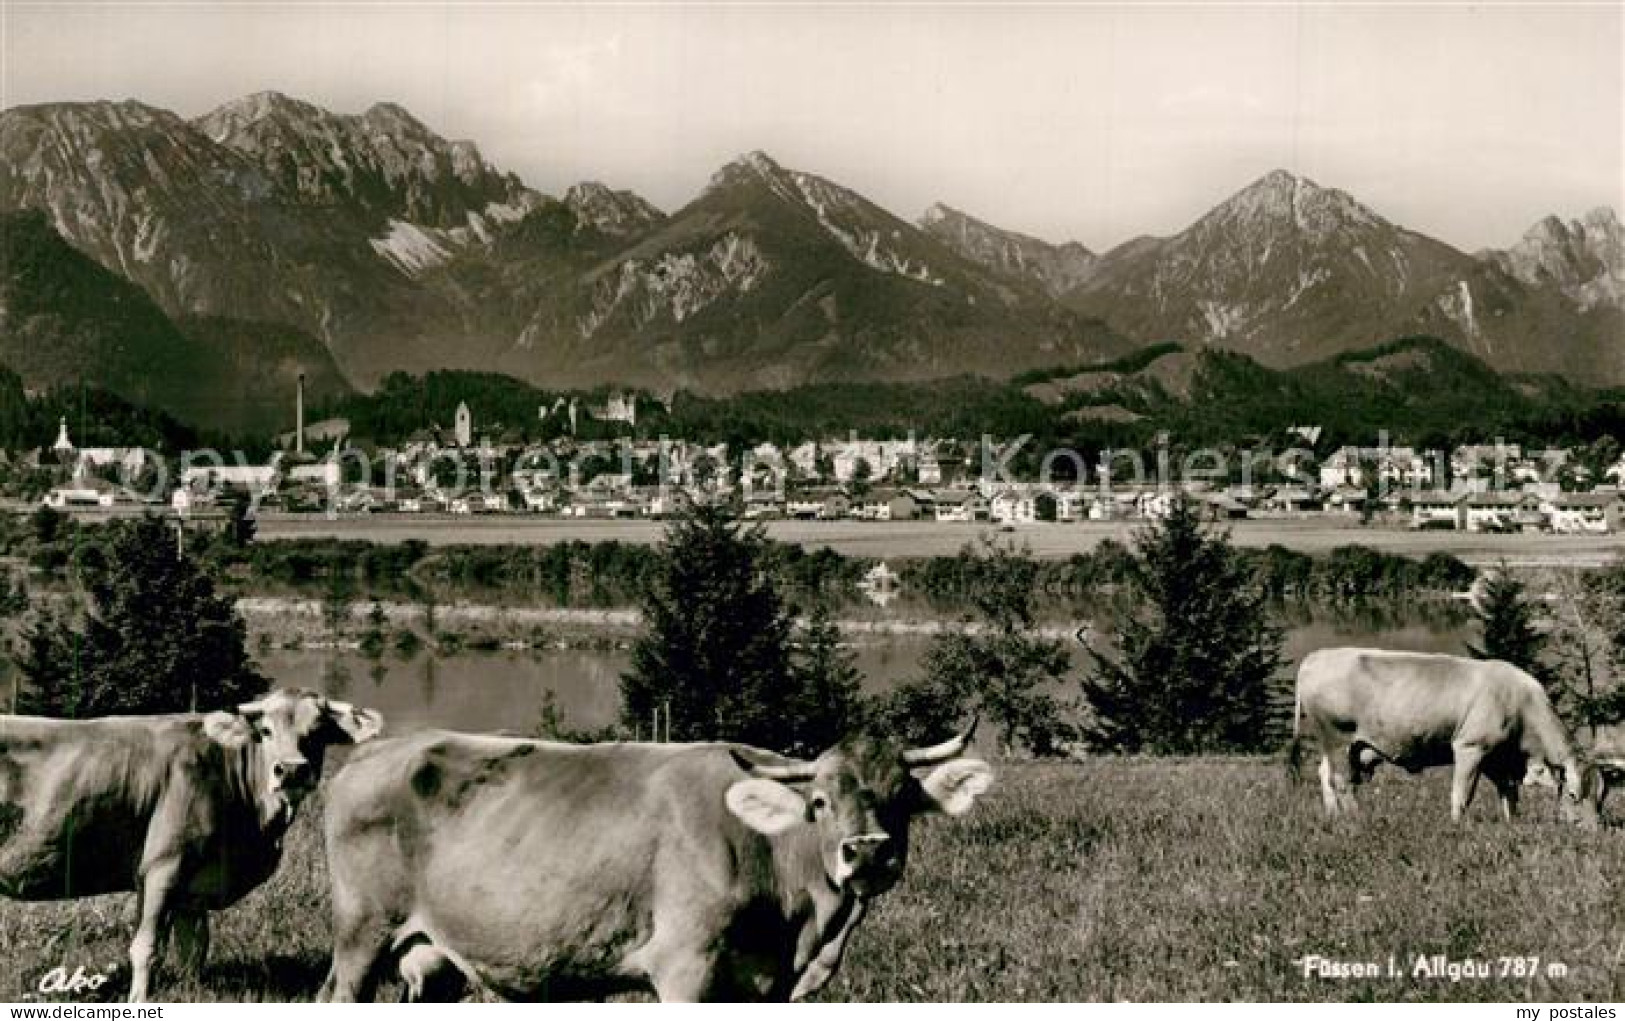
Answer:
[3,3,1619,253]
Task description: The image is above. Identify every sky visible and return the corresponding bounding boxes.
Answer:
[2,2,1620,253]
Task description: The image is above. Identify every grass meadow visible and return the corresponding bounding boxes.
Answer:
[253,515,1624,568]
[2,756,1620,1003]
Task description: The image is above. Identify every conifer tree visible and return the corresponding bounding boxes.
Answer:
[1081,498,1284,753]
[20,516,264,716]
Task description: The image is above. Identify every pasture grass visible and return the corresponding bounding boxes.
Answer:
[1,757,1620,1002]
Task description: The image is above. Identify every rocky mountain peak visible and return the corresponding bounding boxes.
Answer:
[1199,169,1381,241]
[360,100,427,131]
[1253,167,1301,193]
[563,181,663,237]
[1489,206,1624,309]
[195,90,329,145]
[707,150,790,192]
[1523,214,1571,245]
[917,200,1096,297]
[5,98,182,136]
[1582,205,1620,228]
[190,92,521,228]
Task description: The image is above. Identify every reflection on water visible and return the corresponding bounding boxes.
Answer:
[269,604,1475,736]
[268,646,628,735]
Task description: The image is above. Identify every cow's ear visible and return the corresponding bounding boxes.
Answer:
[726,779,808,836]
[203,711,254,748]
[917,758,993,817]
[324,701,384,744]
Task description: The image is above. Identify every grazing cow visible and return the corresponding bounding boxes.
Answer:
[318,725,993,1002]
[0,690,384,1001]
[1289,648,1599,826]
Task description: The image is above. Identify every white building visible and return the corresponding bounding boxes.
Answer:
[43,480,118,509]
[590,392,637,426]
[1606,456,1625,486]
[1460,492,1533,532]
[787,442,821,479]
[1409,491,1465,529]
[917,454,943,486]
[933,492,975,522]
[1513,449,1570,485]
[1136,490,1177,520]
[1319,446,1434,489]
[1451,443,1522,482]
[179,464,280,490]
[990,489,1036,524]
[49,419,152,479]
[1544,492,1624,533]
[287,461,342,487]
[830,437,919,483]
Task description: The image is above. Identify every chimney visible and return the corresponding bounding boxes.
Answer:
[296,372,305,455]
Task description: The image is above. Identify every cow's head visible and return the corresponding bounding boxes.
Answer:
[203,689,384,805]
[1520,758,1603,828]
[726,722,993,899]
[1556,760,1604,829]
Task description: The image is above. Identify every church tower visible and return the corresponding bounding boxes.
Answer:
[455,402,472,447]
[52,417,73,455]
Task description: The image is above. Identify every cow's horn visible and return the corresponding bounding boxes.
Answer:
[730,748,817,783]
[902,717,977,766]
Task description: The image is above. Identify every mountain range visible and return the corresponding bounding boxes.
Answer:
[0,92,1620,431]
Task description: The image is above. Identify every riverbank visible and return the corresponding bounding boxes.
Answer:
[253,515,1621,567]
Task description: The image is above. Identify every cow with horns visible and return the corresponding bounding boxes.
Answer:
[318,724,993,1001]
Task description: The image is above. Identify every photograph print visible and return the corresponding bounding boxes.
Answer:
[0,0,1622,1005]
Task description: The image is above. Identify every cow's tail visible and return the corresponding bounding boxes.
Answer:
[1284,682,1307,784]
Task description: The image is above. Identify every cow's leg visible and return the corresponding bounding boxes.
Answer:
[398,942,465,1002]
[1317,755,1338,815]
[1483,757,1522,822]
[321,944,386,1003]
[1345,744,1382,812]
[1317,743,1359,816]
[128,861,182,1003]
[320,912,392,1003]
[641,924,731,1003]
[1450,744,1487,822]
[649,953,726,1003]
[1494,776,1519,821]
[170,910,210,980]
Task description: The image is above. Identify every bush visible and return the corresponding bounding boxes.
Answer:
[871,538,1077,756]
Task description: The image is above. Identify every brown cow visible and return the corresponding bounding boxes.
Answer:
[0,690,383,1000]
[1290,648,1599,826]
[319,725,992,1001]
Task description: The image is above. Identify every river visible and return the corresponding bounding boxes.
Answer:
[254,599,1474,735]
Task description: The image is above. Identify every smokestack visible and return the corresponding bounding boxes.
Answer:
[296,372,305,455]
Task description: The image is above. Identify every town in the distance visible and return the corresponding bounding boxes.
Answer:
[26,376,1625,536]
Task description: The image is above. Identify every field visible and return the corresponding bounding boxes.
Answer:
[253,515,1624,568]
[2,757,1620,1003]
